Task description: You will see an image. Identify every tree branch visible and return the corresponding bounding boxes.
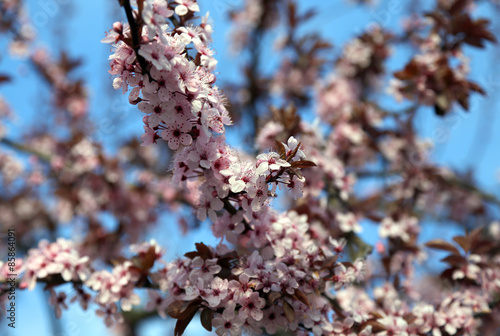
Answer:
[0,138,51,162]
[121,0,150,77]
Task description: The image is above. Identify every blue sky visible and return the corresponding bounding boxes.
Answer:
[1,0,500,335]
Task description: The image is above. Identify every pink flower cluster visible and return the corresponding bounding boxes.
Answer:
[18,240,165,325]
[149,239,362,336]
[86,261,141,311]
[16,230,363,334]
[334,283,492,336]
[3,0,500,335]
[104,1,320,252]
[103,0,223,150]
[21,238,90,290]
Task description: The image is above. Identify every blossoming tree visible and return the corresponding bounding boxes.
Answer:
[1,0,500,335]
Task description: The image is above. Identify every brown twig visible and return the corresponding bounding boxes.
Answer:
[121,0,150,77]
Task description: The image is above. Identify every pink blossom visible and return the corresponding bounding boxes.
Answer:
[96,303,124,327]
[247,175,268,211]
[204,277,229,307]
[49,290,68,319]
[212,307,245,336]
[138,40,171,71]
[189,257,222,283]
[161,118,193,150]
[145,290,169,319]
[256,152,290,175]
[238,292,265,321]
[336,212,362,234]
[174,0,200,16]
[197,192,224,222]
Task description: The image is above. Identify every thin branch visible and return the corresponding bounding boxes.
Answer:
[1,138,51,162]
[0,273,160,297]
[122,0,150,77]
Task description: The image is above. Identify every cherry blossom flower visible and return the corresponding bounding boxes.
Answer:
[329,237,347,255]
[212,308,245,336]
[174,0,200,16]
[161,119,193,150]
[145,290,169,318]
[336,212,362,234]
[138,40,171,71]
[228,274,253,302]
[138,96,176,128]
[197,192,224,222]
[377,315,409,336]
[96,303,124,327]
[204,277,229,307]
[49,290,68,319]
[256,152,290,175]
[452,254,481,281]
[283,136,306,160]
[287,175,306,199]
[379,216,419,242]
[238,292,265,321]
[332,317,356,336]
[262,305,288,334]
[143,0,173,39]
[189,257,222,283]
[343,38,373,69]
[247,175,268,211]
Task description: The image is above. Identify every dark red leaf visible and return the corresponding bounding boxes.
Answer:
[200,308,213,332]
[452,236,468,253]
[294,289,311,308]
[425,239,460,254]
[195,242,212,260]
[290,160,317,168]
[275,140,286,159]
[0,75,11,84]
[441,254,466,266]
[174,308,198,336]
[167,301,188,319]
[449,0,468,15]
